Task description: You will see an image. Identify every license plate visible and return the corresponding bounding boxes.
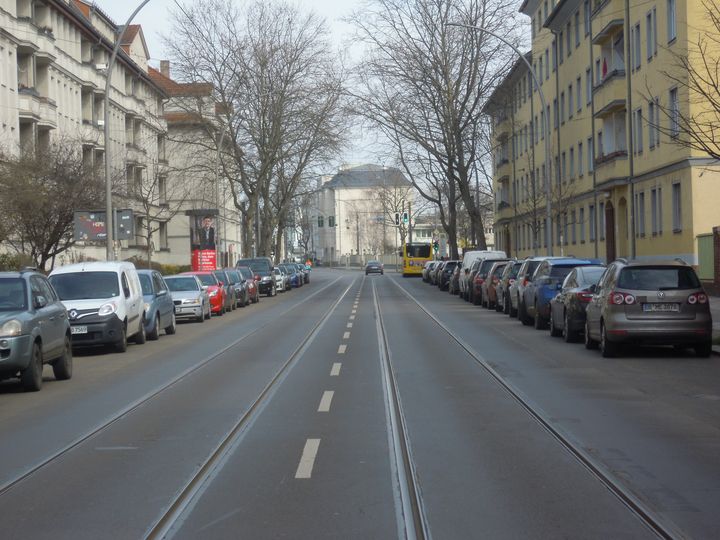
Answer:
[71,325,88,334]
[642,303,679,312]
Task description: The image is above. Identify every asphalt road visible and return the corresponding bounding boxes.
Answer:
[0,268,718,539]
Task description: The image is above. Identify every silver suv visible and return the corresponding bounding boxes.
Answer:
[0,269,72,391]
[584,259,713,357]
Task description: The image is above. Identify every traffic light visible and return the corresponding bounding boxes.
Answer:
[402,212,409,224]
[394,212,400,225]
[433,240,439,252]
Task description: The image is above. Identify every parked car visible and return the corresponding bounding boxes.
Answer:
[237,266,260,304]
[164,275,210,323]
[213,269,237,311]
[295,263,310,283]
[224,268,249,307]
[237,257,275,297]
[510,256,559,320]
[466,260,482,303]
[496,260,522,314]
[183,271,226,315]
[448,264,462,295]
[472,258,509,306]
[522,258,600,329]
[272,267,287,293]
[49,261,146,353]
[365,260,384,275]
[137,269,176,340]
[422,261,437,282]
[280,263,302,288]
[458,250,507,300]
[584,259,713,357]
[483,261,509,309]
[0,269,72,391]
[438,260,459,291]
[549,265,606,342]
[431,261,445,286]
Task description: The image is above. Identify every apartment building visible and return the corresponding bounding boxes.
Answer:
[487,0,720,265]
[0,0,194,264]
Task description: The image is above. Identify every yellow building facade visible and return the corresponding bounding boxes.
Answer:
[488,0,720,265]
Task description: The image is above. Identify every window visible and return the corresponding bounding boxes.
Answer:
[569,147,575,179]
[580,207,586,242]
[318,216,324,227]
[568,84,574,118]
[669,87,679,137]
[541,109,545,139]
[635,191,646,236]
[632,23,641,70]
[571,210,577,244]
[648,98,660,148]
[578,141,584,175]
[588,136,594,172]
[589,204,596,240]
[646,9,657,59]
[561,151,567,181]
[553,98,559,128]
[584,0,590,35]
[577,77,582,112]
[599,202,605,239]
[586,68,592,104]
[545,49,550,79]
[560,92,565,123]
[328,215,335,227]
[651,188,659,234]
[667,0,677,42]
[575,11,581,45]
[567,22,572,55]
[552,40,557,71]
[672,182,682,231]
[544,0,548,21]
[598,130,604,156]
[559,32,564,63]
[633,108,643,153]
[539,57,544,84]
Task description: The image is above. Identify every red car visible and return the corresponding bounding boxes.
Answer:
[182,271,227,315]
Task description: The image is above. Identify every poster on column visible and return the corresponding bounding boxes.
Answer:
[187,210,219,271]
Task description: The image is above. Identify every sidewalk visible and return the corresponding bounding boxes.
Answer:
[710,296,720,356]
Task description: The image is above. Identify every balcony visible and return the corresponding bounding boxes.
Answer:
[593,71,626,118]
[80,121,104,146]
[125,143,147,165]
[495,158,511,181]
[592,18,624,46]
[594,150,629,186]
[496,199,513,220]
[37,96,57,129]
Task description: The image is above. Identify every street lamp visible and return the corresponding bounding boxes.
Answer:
[104,0,155,261]
[448,22,554,255]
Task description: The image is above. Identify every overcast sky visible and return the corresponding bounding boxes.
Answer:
[95,0,377,167]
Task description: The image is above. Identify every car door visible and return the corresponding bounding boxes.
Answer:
[555,270,576,327]
[525,262,547,316]
[30,276,62,356]
[586,264,612,337]
[153,272,172,322]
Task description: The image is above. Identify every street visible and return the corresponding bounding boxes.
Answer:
[0,268,718,539]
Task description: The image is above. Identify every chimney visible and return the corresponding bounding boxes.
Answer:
[160,60,170,77]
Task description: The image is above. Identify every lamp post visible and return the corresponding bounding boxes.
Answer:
[104,0,154,261]
[214,122,231,267]
[448,22,553,255]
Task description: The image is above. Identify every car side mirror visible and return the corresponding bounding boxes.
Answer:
[34,295,48,309]
[157,289,167,296]
[218,281,224,287]
[464,268,469,274]
[202,285,208,291]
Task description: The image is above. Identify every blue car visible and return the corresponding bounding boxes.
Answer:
[137,269,177,340]
[523,258,602,330]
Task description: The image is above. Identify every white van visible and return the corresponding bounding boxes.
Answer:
[458,250,507,299]
[48,261,146,353]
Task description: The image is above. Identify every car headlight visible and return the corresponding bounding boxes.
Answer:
[98,301,118,316]
[181,298,198,305]
[209,290,218,297]
[0,319,22,337]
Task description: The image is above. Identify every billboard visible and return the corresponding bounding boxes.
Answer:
[187,209,219,271]
[73,210,134,241]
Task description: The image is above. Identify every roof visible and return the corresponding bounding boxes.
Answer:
[324,164,411,190]
[148,68,213,98]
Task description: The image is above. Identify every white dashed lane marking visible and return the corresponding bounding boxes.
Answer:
[295,439,321,479]
[347,323,353,328]
[330,363,341,376]
[318,391,334,412]
[338,344,347,354]
[343,332,351,339]
[349,315,355,320]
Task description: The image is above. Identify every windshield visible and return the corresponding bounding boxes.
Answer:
[0,278,27,311]
[49,272,119,300]
[237,267,253,280]
[444,261,458,271]
[549,266,577,280]
[406,244,431,258]
[213,271,228,283]
[226,270,240,282]
[165,277,199,292]
[238,259,271,274]
[194,274,217,286]
[618,266,701,290]
[579,267,606,286]
[138,274,153,295]
[509,263,522,278]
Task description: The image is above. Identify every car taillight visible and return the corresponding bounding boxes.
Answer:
[522,278,529,287]
[609,291,636,305]
[687,293,708,304]
[509,279,516,285]
[492,277,499,284]
[475,277,485,285]
[576,291,593,303]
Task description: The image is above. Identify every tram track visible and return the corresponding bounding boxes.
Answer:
[373,280,431,540]
[0,275,345,499]
[144,277,357,539]
[388,276,681,540]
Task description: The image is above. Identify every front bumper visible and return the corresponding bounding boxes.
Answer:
[174,304,203,319]
[0,334,33,376]
[257,279,273,294]
[68,314,124,347]
[209,294,224,313]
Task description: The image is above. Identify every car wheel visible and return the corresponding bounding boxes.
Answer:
[563,313,576,343]
[694,342,712,358]
[148,313,161,341]
[519,302,531,326]
[584,320,598,350]
[197,310,205,323]
[549,310,562,337]
[115,324,128,353]
[503,293,511,315]
[472,290,481,306]
[533,304,546,330]
[600,322,618,358]
[165,312,177,335]
[134,318,147,344]
[51,335,73,381]
[205,303,211,319]
[218,304,225,316]
[21,342,43,392]
[495,297,503,312]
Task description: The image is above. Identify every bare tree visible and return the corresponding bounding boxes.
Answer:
[0,140,104,270]
[165,0,347,260]
[349,0,519,258]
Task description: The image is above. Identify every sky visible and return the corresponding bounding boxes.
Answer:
[94,0,378,167]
